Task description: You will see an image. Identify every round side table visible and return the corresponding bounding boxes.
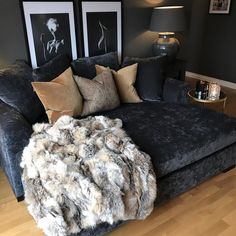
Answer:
[188,89,227,112]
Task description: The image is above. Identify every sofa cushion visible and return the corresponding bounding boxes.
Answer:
[74,69,120,116]
[32,67,83,123]
[122,56,167,101]
[32,54,71,82]
[71,52,119,79]
[0,60,44,123]
[96,64,142,103]
[96,102,236,178]
[163,78,191,104]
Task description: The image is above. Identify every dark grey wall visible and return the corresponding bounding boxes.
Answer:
[0,1,28,67]
[198,1,236,83]
[0,0,235,84]
[185,0,209,72]
[122,0,192,58]
[0,0,191,66]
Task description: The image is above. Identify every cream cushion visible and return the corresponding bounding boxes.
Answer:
[96,63,142,103]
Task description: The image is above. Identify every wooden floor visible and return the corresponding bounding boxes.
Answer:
[1,168,236,236]
[0,77,236,236]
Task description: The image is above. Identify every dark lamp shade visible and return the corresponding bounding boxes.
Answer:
[150,6,186,32]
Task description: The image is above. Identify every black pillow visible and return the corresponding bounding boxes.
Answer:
[71,52,120,79]
[163,78,191,104]
[32,54,71,82]
[0,61,45,123]
[122,56,167,101]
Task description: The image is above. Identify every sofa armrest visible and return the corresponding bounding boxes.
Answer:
[163,77,191,104]
[0,101,33,198]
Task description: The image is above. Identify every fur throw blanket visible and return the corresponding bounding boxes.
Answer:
[21,115,156,236]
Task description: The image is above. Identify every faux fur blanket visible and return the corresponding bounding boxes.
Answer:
[21,115,156,236]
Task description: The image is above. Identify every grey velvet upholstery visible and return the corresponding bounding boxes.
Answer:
[0,61,44,123]
[98,102,236,178]
[32,54,71,82]
[0,101,32,198]
[122,56,167,101]
[156,142,236,204]
[163,77,191,104]
[71,52,120,79]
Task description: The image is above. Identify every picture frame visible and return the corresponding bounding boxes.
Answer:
[209,0,231,14]
[80,1,122,60]
[21,1,78,68]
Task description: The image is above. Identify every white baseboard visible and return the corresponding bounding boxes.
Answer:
[186,71,236,90]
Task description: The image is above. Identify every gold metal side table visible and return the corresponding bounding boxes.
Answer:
[188,89,227,113]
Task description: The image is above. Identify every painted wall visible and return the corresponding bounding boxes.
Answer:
[122,0,192,58]
[0,1,28,67]
[0,0,235,84]
[0,0,191,63]
[198,1,236,84]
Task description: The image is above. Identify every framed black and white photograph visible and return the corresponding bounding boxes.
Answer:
[81,1,122,60]
[22,1,78,68]
[209,0,231,14]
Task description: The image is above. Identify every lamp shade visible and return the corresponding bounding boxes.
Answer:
[150,6,186,32]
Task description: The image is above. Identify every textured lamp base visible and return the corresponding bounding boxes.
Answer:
[152,32,180,59]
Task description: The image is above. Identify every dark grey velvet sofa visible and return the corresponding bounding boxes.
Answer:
[0,53,236,236]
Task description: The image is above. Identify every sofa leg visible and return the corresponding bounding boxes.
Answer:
[17,195,24,202]
[223,164,236,173]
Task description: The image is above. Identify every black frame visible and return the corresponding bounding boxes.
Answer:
[20,0,78,68]
[79,0,123,61]
[209,0,231,14]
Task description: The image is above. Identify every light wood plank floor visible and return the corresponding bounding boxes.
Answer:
[0,77,236,236]
[1,168,236,236]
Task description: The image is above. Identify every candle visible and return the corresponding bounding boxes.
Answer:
[208,83,221,100]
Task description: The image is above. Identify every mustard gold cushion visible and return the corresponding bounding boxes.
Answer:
[74,69,120,116]
[95,64,142,103]
[32,67,83,123]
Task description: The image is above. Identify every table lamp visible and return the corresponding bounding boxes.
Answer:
[150,6,186,58]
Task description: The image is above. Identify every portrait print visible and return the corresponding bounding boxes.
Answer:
[22,1,77,68]
[81,1,122,61]
[30,13,72,66]
[86,12,117,56]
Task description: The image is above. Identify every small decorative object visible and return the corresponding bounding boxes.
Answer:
[195,80,209,100]
[208,82,221,100]
[203,82,209,100]
[21,1,78,68]
[80,1,122,61]
[209,0,231,14]
[150,6,186,59]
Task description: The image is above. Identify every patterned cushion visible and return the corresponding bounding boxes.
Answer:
[74,69,120,116]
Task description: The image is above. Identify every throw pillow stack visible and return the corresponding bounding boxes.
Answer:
[0,52,167,124]
[32,53,122,123]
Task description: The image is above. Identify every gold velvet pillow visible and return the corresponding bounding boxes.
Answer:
[32,67,83,123]
[74,69,120,116]
[95,64,142,103]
